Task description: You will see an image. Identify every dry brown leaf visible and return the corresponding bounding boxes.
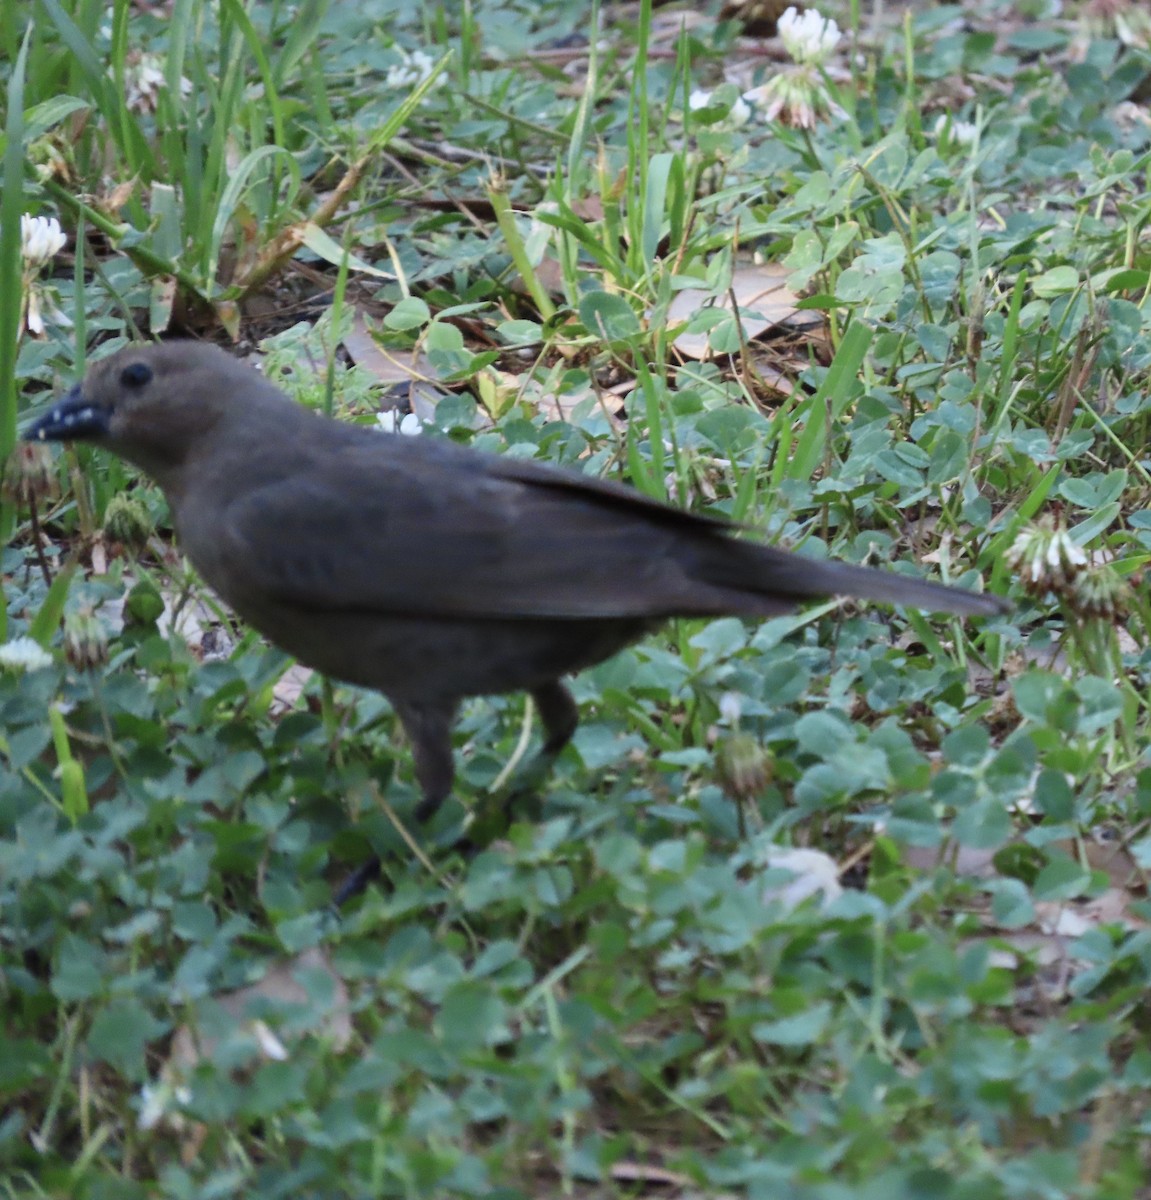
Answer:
[742,353,797,396]
[343,310,440,386]
[901,843,1000,878]
[609,1160,692,1187]
[530,254,568,299]
[753,846,843,910]
[272,663,314,713]
[168,947,352,1071]
[718,0,796,36]
[141,948,352,1139]
[532,376,601,425]
[99,178,137,216]
[1064,836,1142,890]
[475,366,523,420]
[667,263,800,360]
[648,7,711,40]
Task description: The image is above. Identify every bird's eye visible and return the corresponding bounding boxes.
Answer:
[120,362,153,389]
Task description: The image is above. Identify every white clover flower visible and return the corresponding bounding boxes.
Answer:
[25,286,73,337]
[744,71,844,129]
[125,56,164,111]
[778,6,842,66]
[687,87,752,129]
[376,410,422,436]
[719,691,744,726]
[724,94,752,128]
[1006,516,1087,596]
[743,7,844,129]
[137,1079,193,1131]
[121,50,194,114]
[19,213,70,335]
[384,48,441,90]
[0,636,54,673]
[1044,530,1087,574]
[21,215,66,270]
[933,114,978,147]
[1071,565,1131,622]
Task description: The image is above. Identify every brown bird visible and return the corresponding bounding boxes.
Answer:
[26,343,1005,890]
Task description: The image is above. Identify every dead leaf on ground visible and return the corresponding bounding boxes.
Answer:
[740,352,798,397]
[902,843,1001,878]
[974,887,1146,1002]
[666,263,802,360]
[532,375,601,425]
[752,845,844,910]
[343,309,453,425]
[525,254,568,300]
[904,831,1147,1005]
[343,309,440,387]
[904,833,1145,897]
[718,0,796,36]
[609,1160,692,1188]
[1065,835,1143,891]
[475,366,523,420]
[140,948,352,1141]
[272,663,313,713]
[648,6,711,41]
[97,574,229,660]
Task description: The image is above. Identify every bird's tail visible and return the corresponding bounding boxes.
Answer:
[695,540,1006,618]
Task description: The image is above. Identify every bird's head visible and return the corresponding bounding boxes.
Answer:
[24,343,262,479]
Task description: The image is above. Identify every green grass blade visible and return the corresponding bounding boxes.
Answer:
[0,23,31,545]
[29,561,77,648]
[786,320,873,483]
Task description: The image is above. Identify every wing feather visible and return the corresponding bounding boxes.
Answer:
[217,442,716,618]
[210,434,1002,620]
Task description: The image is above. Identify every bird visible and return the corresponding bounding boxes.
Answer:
[26,342,1006,894]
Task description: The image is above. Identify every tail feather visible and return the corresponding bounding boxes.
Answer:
[700,542,1007,618]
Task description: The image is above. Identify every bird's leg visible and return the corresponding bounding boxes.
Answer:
[334,700,458,905]
[338,689,571,902]
[331,854,382,906]
[493,682,580,827]
[396,699,459,824]
[533,680,579,757]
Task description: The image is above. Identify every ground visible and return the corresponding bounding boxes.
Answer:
[2,1,1151,1196]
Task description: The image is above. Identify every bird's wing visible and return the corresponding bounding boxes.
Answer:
[212,436,1002,621]
[485,454,1006,618]
[215,443,733,620]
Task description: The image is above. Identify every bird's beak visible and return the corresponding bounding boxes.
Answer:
[23,384,111,442]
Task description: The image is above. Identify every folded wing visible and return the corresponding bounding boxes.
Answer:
[218,438,1002,620]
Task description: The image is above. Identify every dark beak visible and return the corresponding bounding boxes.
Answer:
[23,384,111,442]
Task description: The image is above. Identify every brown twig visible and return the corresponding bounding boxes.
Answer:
[234,151,375,300]
[27,495,54,589]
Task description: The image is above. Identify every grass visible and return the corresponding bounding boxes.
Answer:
[3,0,1151,1196]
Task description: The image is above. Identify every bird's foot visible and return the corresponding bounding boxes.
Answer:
[332,855,382,906]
